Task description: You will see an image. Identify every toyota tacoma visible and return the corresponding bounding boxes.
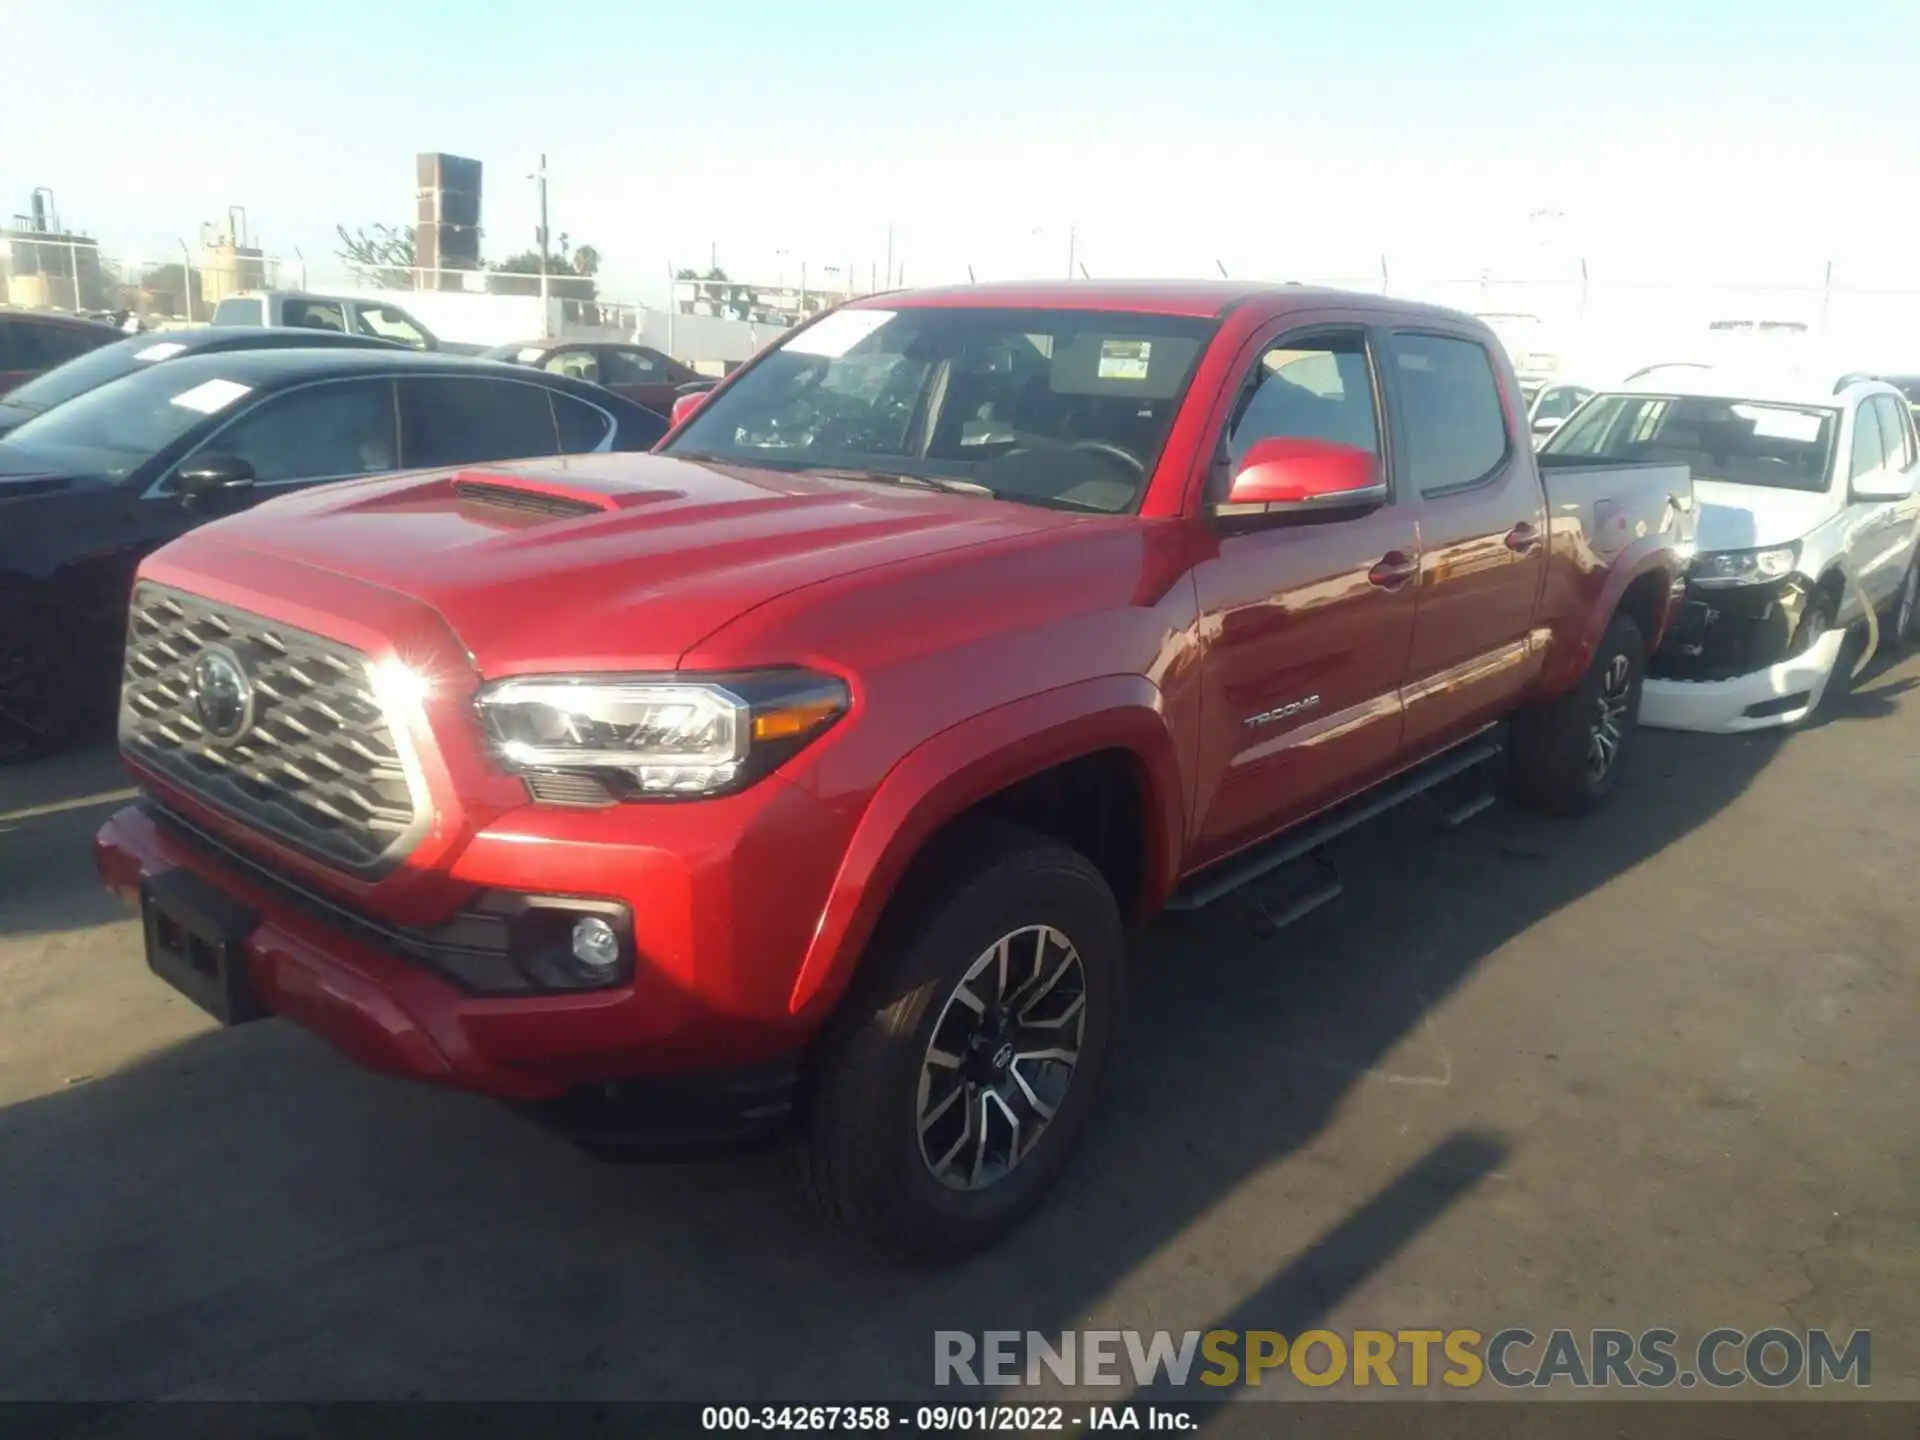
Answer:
[95,282,1694,1261]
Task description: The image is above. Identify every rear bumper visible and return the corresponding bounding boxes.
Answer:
[1639,628,1848,733]
[93,800,807,1140]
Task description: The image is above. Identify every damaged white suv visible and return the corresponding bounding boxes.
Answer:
[1541,370,1920,732]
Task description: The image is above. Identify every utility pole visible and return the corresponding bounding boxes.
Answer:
[1066,225,1076,280]
[531,153,552,323]
[885,224,894,289]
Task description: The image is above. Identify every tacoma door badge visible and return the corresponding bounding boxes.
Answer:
[1245,695,1321,729]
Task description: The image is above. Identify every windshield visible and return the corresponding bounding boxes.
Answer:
[662,306,1217,513]
[0,333,189,414]
[0,361,252,480]
[1543,392,1837,493]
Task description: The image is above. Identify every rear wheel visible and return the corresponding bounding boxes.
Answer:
[1510,611,1645,815]
[798,821,1124,1264]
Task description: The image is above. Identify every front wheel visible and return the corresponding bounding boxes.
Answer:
[798,821,1125,1264]
[1510,611,1645,816]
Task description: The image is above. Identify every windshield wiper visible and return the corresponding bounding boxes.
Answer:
[672,449,995,496]
[812,468,996,497]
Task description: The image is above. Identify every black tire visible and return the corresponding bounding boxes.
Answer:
[1510,611,1645,816]
[798,820,1125,1265]
[1886,560,1918,651]
[0,606,79,765]
[1790,588,1838,657]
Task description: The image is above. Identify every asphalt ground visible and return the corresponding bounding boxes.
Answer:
[0,657,1914,1406]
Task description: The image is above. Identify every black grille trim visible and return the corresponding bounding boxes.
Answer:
[120,583,429,876]
[453,480,604,518]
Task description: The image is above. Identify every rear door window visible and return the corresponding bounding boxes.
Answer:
[551,392,615,451]
[1386,333,1511,496]
[398,377,562,467]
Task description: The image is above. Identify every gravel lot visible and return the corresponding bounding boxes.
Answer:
[1,659,1915,1404]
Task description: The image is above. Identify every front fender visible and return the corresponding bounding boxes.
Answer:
[786,674,1185,1020]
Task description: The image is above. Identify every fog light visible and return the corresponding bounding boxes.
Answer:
[571,916,621,971]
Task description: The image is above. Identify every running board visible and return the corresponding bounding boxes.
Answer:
[1234,850,1344,935]
[1166,731,1504,912]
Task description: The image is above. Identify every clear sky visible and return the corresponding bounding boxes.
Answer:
[2,0,1913,302]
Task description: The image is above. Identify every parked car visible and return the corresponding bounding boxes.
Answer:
[0,309,121,395]
[0,326,408,439]
[94,282,1692,1261]
[481,339,699,416]
[1838,371,1920,421]
[1542,368,1920,732]
[209,291,488,355]
[1527,380,1596,445]
[0,349,668,758]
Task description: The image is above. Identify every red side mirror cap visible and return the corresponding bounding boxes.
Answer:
[1220,437,1384,513]
[671,391,707,427]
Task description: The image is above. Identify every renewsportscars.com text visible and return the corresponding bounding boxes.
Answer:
[934,1328,1871,1390]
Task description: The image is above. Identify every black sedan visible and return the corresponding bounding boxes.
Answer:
[0,348,669,759]
[0,325,410,439]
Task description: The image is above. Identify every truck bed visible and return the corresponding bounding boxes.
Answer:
[1536,456,1694,558]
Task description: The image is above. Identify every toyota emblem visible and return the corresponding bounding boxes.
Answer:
[190,645,255,744]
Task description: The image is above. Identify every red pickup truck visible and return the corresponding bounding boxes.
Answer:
[94,282,1693,1262]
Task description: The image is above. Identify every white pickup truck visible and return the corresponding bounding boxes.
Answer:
[1540,367,1920,731]
[207,291,488,355]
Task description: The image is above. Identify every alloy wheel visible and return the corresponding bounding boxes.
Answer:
[1587,652,1632,782]
[916,924,1088,1192]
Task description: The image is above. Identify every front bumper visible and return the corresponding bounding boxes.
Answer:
[1640,628,1848,734]
[93,785,837,1126]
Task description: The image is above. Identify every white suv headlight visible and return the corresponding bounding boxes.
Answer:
[1690,543,1800,588]
[475,670,849,798]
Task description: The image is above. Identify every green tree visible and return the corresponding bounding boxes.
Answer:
[334,222,417,289]
[489,233,598,299]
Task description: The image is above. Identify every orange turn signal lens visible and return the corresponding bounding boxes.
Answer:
[752,696,845,743]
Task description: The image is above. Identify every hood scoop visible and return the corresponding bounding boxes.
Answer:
[449,468,686,520]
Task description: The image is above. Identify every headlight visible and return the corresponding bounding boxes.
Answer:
[1690,543,1800,588]
[475,669,849,799]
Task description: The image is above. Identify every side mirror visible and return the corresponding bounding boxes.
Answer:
[1532,415,1564,438]
[1851,468,1914,502]
[671,391,708,427]
[1214,437,1384,516]
[175,455,257,501]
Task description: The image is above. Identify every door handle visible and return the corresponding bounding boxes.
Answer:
[1505,522,1542,553]
[1368,551,1420,589]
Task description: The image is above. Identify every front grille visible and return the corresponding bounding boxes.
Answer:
[120,583,426,874]
[453,480,603,518]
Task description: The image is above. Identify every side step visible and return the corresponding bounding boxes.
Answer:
[1166,730,1504,913]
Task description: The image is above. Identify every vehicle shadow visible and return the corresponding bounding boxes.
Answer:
[0,725,1784,1402]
